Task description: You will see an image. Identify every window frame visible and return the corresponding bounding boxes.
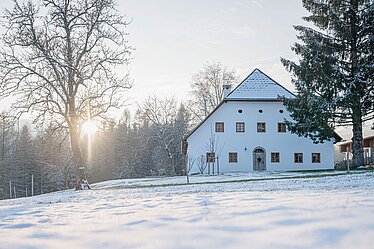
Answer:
[229,152,238,163]
[206,152,216,163]
[215,122,224,132]
[257,122,266,133]
[277,122,286,133]
[236,122,245,133]
[271,152,280,163]
[312,153,321,163]
[294,153,303,163]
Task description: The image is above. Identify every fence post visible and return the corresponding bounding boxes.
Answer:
[9,180,12,199]
[346,151,350,173]
[31,174,34,196]
[217,156,220,175]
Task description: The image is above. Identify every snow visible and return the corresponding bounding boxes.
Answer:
[225,69,295,100]
[92,171,345,189]
[1,171,374,249]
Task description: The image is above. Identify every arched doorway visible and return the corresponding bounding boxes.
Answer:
[253,147,266,171]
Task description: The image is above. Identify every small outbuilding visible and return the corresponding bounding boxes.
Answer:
[336,135,374,166]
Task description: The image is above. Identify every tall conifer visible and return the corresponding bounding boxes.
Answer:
[282,0,374,166]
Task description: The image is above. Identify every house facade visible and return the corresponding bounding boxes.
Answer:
[335,135,374,166]
[185,69,337,174]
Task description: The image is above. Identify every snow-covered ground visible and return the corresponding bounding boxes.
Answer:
[1,171,374,249]
[92,170,348,189]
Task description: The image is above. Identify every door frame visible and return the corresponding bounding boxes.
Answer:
[253,147,266,171]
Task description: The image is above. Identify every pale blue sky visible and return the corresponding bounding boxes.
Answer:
[0,0,371,138]
[120,0,308,105]
[0,0,309,111]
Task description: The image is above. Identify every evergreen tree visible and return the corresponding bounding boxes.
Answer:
[0,114,18,199]
[12,125,37,197]
[281,0,374,167]
[172,103,191,174]
[34,125,74,193]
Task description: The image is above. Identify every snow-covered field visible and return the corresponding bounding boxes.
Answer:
[1,171,374,249]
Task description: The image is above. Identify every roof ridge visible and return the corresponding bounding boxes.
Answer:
[225,68,294,100]
[254,68,295,97]
[225,68,258,99]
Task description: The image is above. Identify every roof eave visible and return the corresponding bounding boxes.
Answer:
[333,132,343,144]
[184,100,225,140]
[224,98,286,102]
[185,98,293,140]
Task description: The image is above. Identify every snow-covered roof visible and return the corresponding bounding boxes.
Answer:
[184,68,295,140]
[226,68,294,100]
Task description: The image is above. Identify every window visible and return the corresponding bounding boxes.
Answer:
[278,123,286,133]
[257,122,266,132]
[215,122,224,132]
[271,152,280,163]
[236,122,245,132]
[238,109,243,113]
[229,152,238,163]
[206,152,215,163]
[312,153,321,163]
[279,110,284,113]
[294,153,303,163]
[259,110,263,113]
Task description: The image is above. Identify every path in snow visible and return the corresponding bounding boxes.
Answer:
[0,172,374,249]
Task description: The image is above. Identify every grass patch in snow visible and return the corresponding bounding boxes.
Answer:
[100,171,366,190]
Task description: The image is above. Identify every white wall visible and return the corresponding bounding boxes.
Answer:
[334,145,346,163]
[187,101,335,174]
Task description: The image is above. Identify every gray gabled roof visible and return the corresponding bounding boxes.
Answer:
[225,68,295,100]
[184,68,295,140]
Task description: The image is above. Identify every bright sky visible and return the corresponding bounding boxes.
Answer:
[122,0,308,106]
[0,0,309,115]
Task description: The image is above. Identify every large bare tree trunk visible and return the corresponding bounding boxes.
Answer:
[69,117,86,190]
[0,0,131,190]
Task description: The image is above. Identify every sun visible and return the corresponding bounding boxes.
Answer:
[81,121,98,136]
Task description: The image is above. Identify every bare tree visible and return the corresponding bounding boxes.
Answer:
[185,155,195,184]
[196,155,207,175]
[138,96,179,175]
[0,0,131,189]
[35,124,75,192]
[190,62,238,122]
[205,128,224,175]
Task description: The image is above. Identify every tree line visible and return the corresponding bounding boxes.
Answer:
[0,63,237,200]
[0,100,187,199]
[0,0,372,197]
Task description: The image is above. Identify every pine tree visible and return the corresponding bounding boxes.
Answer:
[13,125,36,197]
[172,103,191,174]
[281,0,374,167]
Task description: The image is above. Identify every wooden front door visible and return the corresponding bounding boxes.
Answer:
[253,148,266,171]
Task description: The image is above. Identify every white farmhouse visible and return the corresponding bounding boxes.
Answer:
[185,68,340,174]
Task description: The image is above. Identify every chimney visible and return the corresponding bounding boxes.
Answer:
[223,84,232,99]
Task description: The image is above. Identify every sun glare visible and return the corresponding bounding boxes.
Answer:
[81,121,98,136]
